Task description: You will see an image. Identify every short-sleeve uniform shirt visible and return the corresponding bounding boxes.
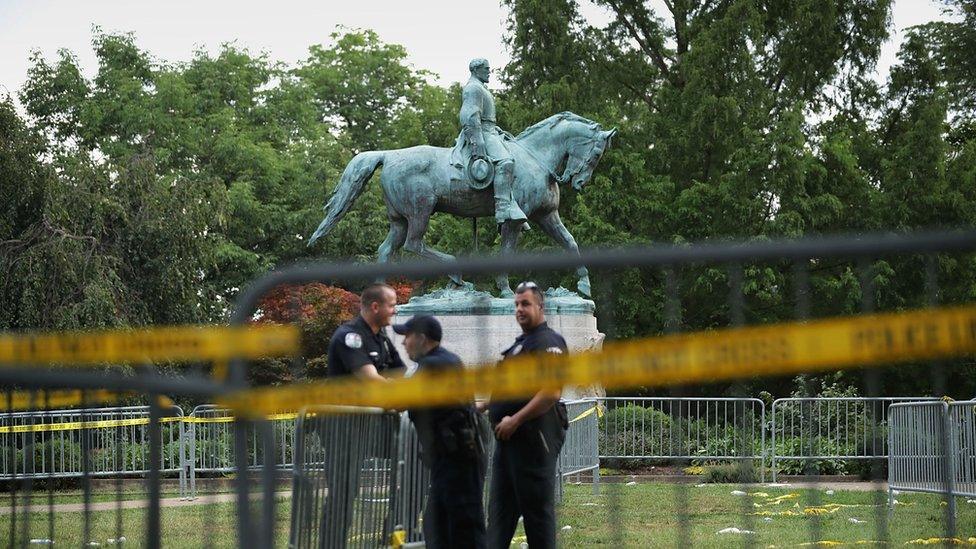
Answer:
[488,321,568,424]
[326,315,406,378]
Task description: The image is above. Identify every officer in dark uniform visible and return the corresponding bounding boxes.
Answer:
[394,315,487,549]
[483,281,569,549]
[316,283,405,548]
[326,283,406,380]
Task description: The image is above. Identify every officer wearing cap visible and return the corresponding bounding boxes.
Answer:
[394,315,487,549]
[318,283,405,547]
[482,281,568,549]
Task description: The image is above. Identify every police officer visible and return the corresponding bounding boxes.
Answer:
[318,283,405,548]
[483,281,569,549]
[394,315,487,549]
[326,283,405,380]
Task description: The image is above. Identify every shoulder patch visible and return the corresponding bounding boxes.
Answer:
[344,332,363,349]
[546,346,564,354]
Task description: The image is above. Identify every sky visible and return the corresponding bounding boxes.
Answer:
[0,0,952,101]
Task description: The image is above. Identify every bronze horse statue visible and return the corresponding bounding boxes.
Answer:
[308,112,615,297]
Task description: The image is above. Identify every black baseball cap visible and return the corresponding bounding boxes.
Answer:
[392,315,443,341]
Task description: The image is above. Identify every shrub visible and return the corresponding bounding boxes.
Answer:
[702,463,764,483]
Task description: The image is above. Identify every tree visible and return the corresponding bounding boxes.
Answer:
[1,96,223,330]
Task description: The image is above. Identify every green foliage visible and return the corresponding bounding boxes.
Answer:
[599,404,763,470]
[4,7,976,399]
[701,463,763,483]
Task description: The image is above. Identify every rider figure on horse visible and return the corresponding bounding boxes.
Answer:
[459,58,527,226]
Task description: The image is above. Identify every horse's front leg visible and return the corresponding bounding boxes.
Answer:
[537,211,591,298]
[495,220,522,297]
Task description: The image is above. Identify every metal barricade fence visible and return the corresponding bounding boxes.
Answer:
[391,411,430,546]
[0,404,187,497]
[771,397,937,481]
[888,400,976,508]
[598,397,765,480]
[558,399,601,495]
[187,404,297,498]
[949,400,976,499]
[288,406,401,549]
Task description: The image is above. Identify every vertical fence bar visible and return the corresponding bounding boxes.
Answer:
[146,395,162,549]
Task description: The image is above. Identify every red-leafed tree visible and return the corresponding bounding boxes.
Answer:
[249,281,416,385]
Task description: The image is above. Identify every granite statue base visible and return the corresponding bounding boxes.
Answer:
[390,286,605,399]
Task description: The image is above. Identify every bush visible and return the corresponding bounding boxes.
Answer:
[702,463,764,483]
[599,404,763,470]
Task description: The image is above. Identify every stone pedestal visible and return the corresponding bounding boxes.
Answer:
[389,287,605,399]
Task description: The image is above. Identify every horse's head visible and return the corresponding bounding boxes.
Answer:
[516,112,617,191]
[561,124,616,191]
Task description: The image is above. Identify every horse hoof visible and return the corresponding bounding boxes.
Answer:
[578,278,592,298]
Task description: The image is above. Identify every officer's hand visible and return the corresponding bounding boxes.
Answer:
[494,415,521,440]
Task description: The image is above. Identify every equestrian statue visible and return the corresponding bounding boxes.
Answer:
[308,58,615,298]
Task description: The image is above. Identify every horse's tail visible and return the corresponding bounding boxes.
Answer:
[308,151,385,245]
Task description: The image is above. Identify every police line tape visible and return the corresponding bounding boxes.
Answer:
[0,325,300,366]
[4,389,125,411]
[569,403,602,424]
[0,402,596,434]
[0,410,300,434]
[217,305,976,417]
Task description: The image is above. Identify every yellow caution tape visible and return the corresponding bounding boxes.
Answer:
[0,410,299,433]
[182,412,298,424]
[218,305,976,417]
[2,392,172,413]
[762,493,800,505]
[907,538,976,545]
[389,529,406,548]
[2,389,124,411]
[568,403,602,423]
[0,324,300,366]
[0,415,183,434]
[796,542,884,547]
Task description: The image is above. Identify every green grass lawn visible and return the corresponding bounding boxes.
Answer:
[0,483,973,547]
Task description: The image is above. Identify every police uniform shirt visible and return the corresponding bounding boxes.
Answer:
[488,321,568,425]
[408,346,478,460]
[326,315,406,378]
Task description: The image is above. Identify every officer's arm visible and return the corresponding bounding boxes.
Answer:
[354,363,390,382]
[334,336,389,382]
[511,389,561,425]
[386,340,407,377]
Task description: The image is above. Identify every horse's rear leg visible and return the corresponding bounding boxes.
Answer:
[377,218,407,264]
[402,216,464,287]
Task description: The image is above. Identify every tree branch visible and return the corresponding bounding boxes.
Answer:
[605,0,673,79]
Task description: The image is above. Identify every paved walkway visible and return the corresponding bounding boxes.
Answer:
[0,491,292,515]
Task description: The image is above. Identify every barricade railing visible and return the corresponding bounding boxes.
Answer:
[888,399,976,514]
[771,397,937,481]
[288,405,401,549]
[0,404,187,497]
[598,396,765,480]
[949,400,976,499]
[186,404,296,499]
[558,398,601,495]
[391,411,430,546]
